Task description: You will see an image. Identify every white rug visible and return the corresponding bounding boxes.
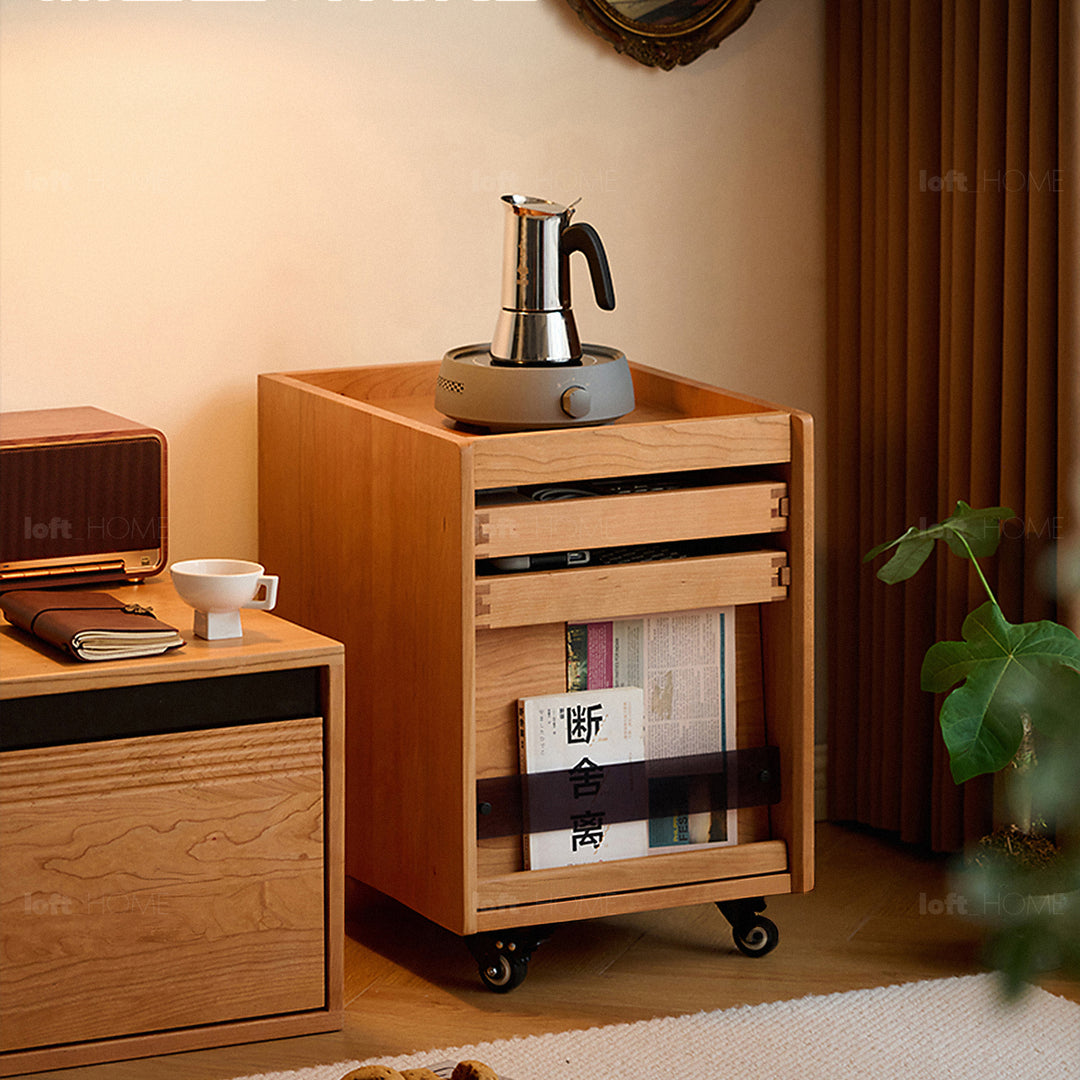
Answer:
[235,974,1079,1080]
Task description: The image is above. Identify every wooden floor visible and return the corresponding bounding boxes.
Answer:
[15,823,1079,1079]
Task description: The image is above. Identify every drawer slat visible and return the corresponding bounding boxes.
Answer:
[476,839,790,911]
[475,550,787,629]
[470,413,791,489]
[476,482,787,558]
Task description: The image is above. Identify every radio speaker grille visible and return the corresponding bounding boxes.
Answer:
[1,438,164,564]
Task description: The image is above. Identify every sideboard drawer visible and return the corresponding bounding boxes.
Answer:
[0,718,326,1052]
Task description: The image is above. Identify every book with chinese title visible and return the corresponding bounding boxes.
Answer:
[517,686,648,870]
[567,607,738,852]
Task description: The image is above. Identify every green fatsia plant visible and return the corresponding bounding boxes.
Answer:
[864,501,1080,784]
[868,502,1080,997]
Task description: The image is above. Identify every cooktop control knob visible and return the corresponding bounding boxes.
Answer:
[560,385,591,419]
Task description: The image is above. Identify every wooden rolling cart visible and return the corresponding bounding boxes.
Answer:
[258,360,813,990]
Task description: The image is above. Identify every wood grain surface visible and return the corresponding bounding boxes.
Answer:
[0,719,326,1052]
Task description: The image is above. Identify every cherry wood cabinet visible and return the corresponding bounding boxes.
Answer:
[258,361,812,955]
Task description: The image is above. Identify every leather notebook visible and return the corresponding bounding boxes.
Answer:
[0,589,185,661]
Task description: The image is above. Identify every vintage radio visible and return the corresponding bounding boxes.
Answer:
[0,407,167,590]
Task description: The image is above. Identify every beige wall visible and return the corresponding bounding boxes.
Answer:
[1,0,826,563]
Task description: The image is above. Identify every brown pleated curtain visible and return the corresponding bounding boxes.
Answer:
[825,0,1074,851]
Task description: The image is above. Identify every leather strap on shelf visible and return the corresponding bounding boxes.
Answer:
[475,745,781,840]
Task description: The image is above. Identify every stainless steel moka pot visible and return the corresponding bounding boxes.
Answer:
[435,194,636,431]
[490,194,614,365]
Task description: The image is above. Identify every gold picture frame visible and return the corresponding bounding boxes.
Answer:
[564,0,761,70]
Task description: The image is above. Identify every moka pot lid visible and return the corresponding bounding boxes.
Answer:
[434,344,635,432]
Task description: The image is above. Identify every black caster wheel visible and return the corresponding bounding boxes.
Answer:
[716,897,779,958]
[731,914,779,957]
[465,925,554,993]
[477,951,529,993]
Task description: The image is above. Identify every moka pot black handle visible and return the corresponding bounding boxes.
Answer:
[560,222,616,312]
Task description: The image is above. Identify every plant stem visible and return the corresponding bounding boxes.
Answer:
[955,532,1001,609]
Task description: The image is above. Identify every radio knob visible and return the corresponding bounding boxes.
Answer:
[560,386,591,419]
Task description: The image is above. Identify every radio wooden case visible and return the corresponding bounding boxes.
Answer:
[0,407,167,590]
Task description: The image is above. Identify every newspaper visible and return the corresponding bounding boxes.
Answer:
[566,607,738,851]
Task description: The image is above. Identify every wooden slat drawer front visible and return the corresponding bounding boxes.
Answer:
[470,413,792,490]
[476,840,790,911]
[475,550,788,629]
[475,482,788,558]
[0,718,326,1053]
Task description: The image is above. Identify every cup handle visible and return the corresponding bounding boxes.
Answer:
[244,575,279,611]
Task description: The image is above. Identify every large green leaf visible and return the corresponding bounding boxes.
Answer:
[864,501,1013,583]
[940,501,1015,559]
[921,601,1080,783]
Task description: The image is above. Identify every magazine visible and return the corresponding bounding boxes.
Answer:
[517,686,648,870]
[566,607,738,852]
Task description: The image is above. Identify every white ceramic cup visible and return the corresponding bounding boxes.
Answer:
[169,558,279,640]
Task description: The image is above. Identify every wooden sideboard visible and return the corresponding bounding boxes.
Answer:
[0,579,344,1076]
